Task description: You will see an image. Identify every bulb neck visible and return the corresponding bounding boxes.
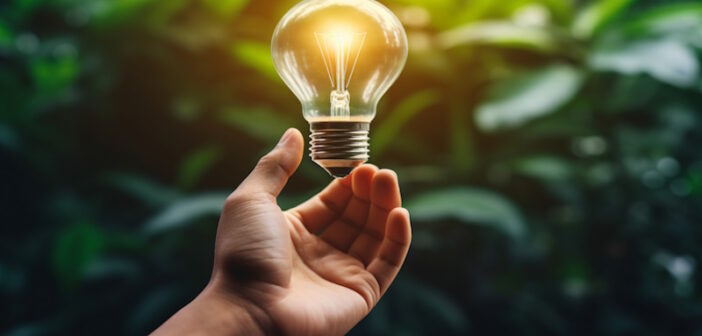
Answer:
[309,121,370,178]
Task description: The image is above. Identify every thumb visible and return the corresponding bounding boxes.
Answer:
[237,128,304,198]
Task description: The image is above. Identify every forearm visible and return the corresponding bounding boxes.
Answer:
[152,285,271,336]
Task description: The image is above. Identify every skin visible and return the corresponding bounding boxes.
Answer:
[153,128,412,336]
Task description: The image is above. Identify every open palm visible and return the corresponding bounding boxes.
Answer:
[206,129,411,335]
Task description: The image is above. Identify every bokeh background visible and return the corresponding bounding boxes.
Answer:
[2,0,702,334]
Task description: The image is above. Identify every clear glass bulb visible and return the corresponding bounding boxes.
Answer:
[271,0,408,178]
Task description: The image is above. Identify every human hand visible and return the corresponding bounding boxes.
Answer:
[154,128,412,336]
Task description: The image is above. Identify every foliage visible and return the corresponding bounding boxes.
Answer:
[1,0,702,334]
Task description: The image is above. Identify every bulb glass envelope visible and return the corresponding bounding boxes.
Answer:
[271,0,408,123]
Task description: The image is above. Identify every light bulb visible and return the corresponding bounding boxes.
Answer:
[271,0,408,178]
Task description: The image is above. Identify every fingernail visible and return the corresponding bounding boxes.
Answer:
[278,128,293,146]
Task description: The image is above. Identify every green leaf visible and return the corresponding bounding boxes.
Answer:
[572,0,634,38]
[219,106,298,142]
[406,187,526,239]
[395,166,449,184]
[52,221,105,288]
[391,0,454,11]
[450,101,475,172]
[437,21,558,52]
[620,3,702,48]
[476,65,584,131]
[512,156,573,182]
[31,56,79,94]
[83,257,139,282]
[231,41,279,82]
[203,0,249,17]
[172,96,202,121]
[144,193,228,235]
[10,0,44,17]
[540,0,576,25]
[396,276,469,333]
[177,146,221,190]
[589,38,699,88]
[145,0,189,25]
[102,172,182,208]
[359,275,469,335]
[387,135,433,160]
[0,21,13,48]
[519,111,592,139]
[372,90,439,157]
[91,0,154,28]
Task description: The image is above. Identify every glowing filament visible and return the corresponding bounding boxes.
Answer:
[314,31,367,116]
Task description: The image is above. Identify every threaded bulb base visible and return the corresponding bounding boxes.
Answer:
[309,121,370,178]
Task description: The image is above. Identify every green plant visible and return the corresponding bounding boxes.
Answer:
[1,0,701,335]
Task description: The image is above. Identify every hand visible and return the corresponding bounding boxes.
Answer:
[154,129,412,336]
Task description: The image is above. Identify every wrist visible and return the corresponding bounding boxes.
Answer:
[202,285,270,335]
[153,282,275,336]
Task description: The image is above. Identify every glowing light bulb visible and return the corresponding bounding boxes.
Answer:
[271,0,408,178]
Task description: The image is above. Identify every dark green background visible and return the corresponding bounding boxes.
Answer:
[2,0,702,334]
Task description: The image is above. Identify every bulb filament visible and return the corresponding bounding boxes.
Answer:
[314,31,367,117]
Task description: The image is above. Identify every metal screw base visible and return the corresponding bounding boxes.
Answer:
[309,121,370,178]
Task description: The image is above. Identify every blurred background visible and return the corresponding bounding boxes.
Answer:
[2,0,702,334]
